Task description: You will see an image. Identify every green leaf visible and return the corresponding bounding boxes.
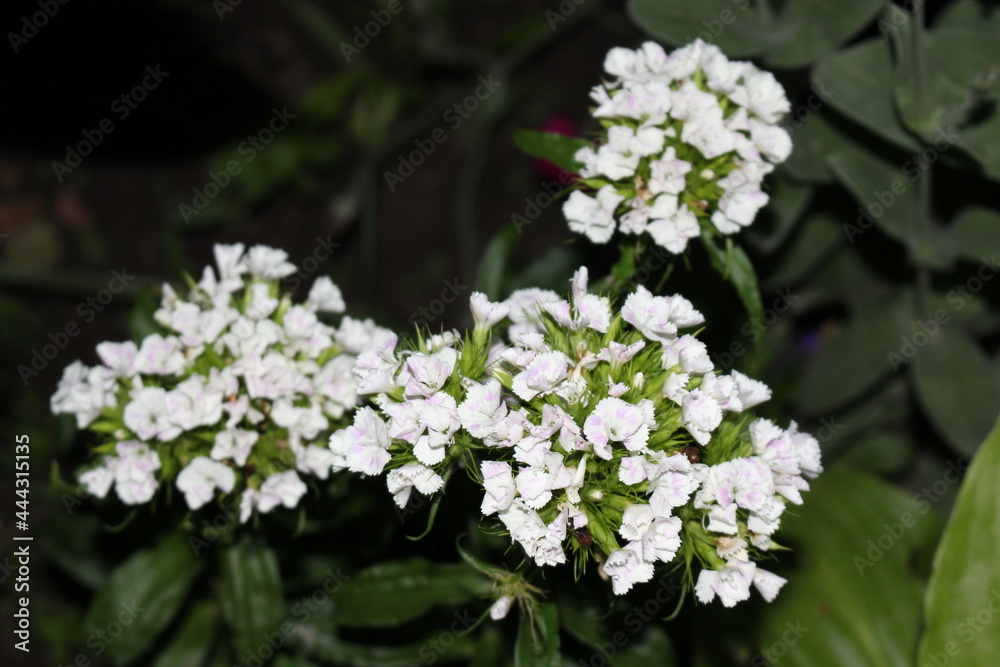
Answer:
[701,232,763,323]
[895,27,1000,140]
[627,0,767,58]
[813,38,921,151]
[84,533,205,666]
[218,536,285,658]
[764,214,842,289]
[919,414,1000,663]
[511,130,589,172]
[912,328,1000,458]
[755,468,942,667]
[781,110,847,184]
[948,207,1000,264]
[795,300,902,416]
[515,603,560,667]
[150,600,219,667]
[827,147,912,244]
[765,0,884,67]
[333,558,491,628]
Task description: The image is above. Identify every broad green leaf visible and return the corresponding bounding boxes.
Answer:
[765,0,884,67]
[781,110,847,184]
[948,207,1000,265]
[827,147,912,244]
[515,602,560,667]
[755,468,942,667]
[912,328,1000,457]
[764,214,841,289]
[84,533,204,666]
[218,536,284,659]
[895,27,1000,139]
[919,414,1000,664]
[795,301,902,416]
[333,558,491,627]
[813,38,920,151]
[627,0,767,58]
[935,0,1000,30]
[511,130,589,172]
[701,232,763,323]
[835,431,915,474]
[150,600,219,667]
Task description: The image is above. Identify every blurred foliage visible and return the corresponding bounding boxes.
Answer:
[11,0,1000,665]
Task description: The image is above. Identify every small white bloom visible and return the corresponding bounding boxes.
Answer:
[602,544,655,595]
[113,441,161,505]
[211,428,259,466]
[470,292,510,330]
[511,351,570,401]
[176,457,236,510]
[563,186,624,244]
[343,407,391,475]
[305,276,346,313]
[257,470,308,512]
[386,463,444,508]
[245,245,297,279]
[695,558,756,607]
[490,596,513,621]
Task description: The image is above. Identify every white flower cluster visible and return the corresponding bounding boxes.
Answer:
[339,266,821,607]
[53,243,390,522]
[564,40,791,253]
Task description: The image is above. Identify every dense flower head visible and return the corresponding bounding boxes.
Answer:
[52,243,388,521]
[564,40,792,252]
[345,266,821,606]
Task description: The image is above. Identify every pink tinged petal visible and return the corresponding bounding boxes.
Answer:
[753,568,787,602]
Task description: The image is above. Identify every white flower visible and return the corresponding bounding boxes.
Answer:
[245,283,279,321]
[481,460,516,515]
[511,351,570,401]
[681,390,722,445]
[662,335,713,374]
[245,245,297,279]
[583,397,655,458]
[50,362,117,428]
[256,470,308,512]
[79,459,117,499]
[499,498,547,546]
[470,292,510,330]
[211,428,259,466]
[490,596,513,621]
[214,243,248,282]
[305,276,346,313]
[113,441,161,505]
[403,348,458,398]
[386,463,444,508]
[621,286,679,342]
[602,544,655,595]
[563,186,624,244]
[176,457,236,510]
[96,341,137,377]
[166,376,224,432]
[695,558,756,607]
[458,378,508,440]
[124,387,181,441]
[732,370,771,409]
[343,407,391,475]
[752,567,787,602]
[134,334,186,375]
[731,69,790,124]
[239,488,258,523]
[649,147,692,196]
[295,444,338,480]
[645,196,700,254]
